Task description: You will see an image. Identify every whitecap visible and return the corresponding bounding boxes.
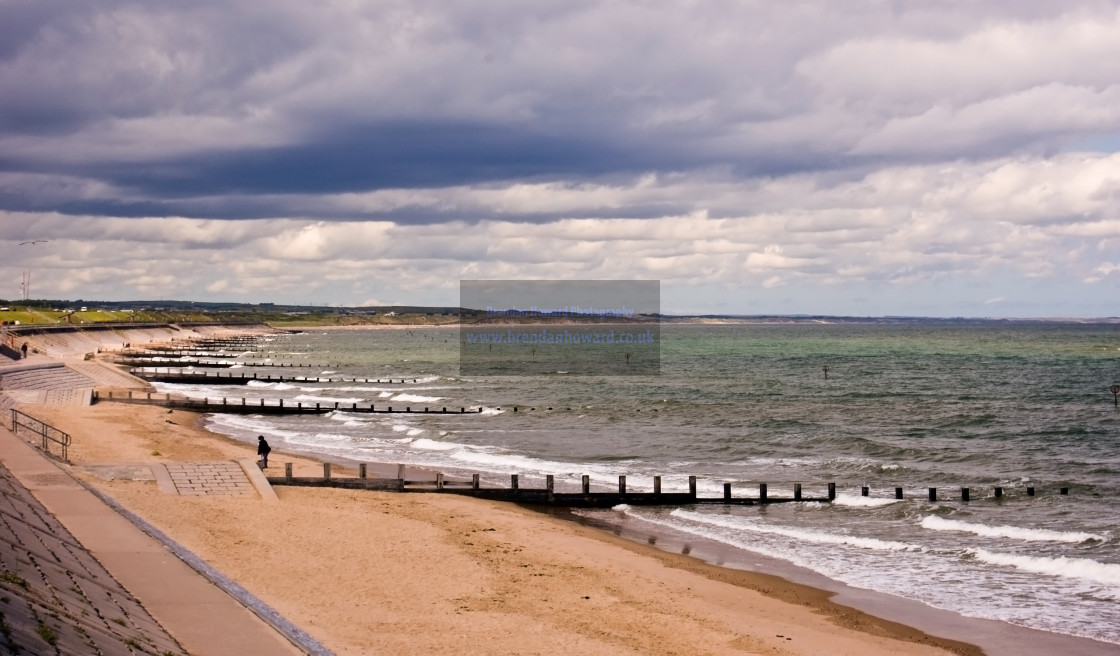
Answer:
[969,549,1120,586]
[390,393,444,403]
[833,493,900,508]
[671,509,919,552]
[922,516,1104,543]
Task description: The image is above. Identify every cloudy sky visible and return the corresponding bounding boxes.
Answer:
[2,0,1119,316]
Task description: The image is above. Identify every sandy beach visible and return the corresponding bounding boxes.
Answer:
[24,399,981,656]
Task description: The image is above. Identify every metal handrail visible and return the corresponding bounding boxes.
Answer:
[11,409,71,462]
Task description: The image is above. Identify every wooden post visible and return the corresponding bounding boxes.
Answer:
[759,483,767,502]
[827,482,836,501]
[794,483,802,500]
[1027,486,1035,496]
[546,475,554,502]
[279,398,284,408]
[861,486,869,497]
[653,476,662,495]
[961,487,970,502]
[396,464,405,480]
[359,464,367,479]
[435,472,444,490]
[688,476,697,499]
[895,487,903,499]
[928,487,937,502]
[582,475,590,494]
[619,475,626,494]
[472,473,480,489]
[994,486,1003,498]
[129,391,133,399]
[511,474,519,492]
[723,482,732,501]
[323,463,331,479]
[284,463,292,481]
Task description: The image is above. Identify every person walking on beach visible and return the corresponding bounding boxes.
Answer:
[20,342,28,359]
[257,435,272,468]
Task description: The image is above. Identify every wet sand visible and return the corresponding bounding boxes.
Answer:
[24,400,985,656]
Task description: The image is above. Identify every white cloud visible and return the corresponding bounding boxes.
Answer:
[2,1,1119,315]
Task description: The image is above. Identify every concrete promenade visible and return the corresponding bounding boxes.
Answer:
[0,425,306,655]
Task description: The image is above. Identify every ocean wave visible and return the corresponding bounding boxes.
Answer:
[832,493,900,508]
[410,438,458,451]
[671,509,920,552]
[204,414,302,440]
[291,394,366,404]
[246,380,297,390]
[969,549,1120,586]
[922,516,1105,543]
[390,393,445,403]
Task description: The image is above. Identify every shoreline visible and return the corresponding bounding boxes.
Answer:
[28,400,981,656]
[6,332,1115,655]
[72,399,1120,656]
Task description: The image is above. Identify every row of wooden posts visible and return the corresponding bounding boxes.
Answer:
[96,390,483,414]
[266,463,1065,506]
[122,358,321,368]
[129,369,418,385]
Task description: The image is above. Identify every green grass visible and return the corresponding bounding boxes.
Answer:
[0,571,28,590]
[35,623,58,646]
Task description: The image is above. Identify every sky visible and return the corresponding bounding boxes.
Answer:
[1,0,1119,317]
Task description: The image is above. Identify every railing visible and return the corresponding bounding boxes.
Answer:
[11,409,72,462]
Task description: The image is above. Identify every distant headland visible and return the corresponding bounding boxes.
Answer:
[1,298,1117,328]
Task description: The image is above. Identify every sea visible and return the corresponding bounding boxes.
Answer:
[148,322,1120,651]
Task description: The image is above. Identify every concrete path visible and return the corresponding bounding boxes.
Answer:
[0,425,307,656]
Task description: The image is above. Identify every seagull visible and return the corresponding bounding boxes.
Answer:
[19,240,48,245]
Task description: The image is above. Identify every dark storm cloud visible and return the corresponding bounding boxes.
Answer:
[3,0,1113,222]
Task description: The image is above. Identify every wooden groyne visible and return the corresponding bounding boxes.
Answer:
[118,357,323,368]
[117,358,237,368]
[122,350,244,358]
[264,465,1068,508]
[129,369,425,385]
[93,391,485,415]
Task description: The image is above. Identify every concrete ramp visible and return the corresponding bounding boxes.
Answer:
[0,363,98,406]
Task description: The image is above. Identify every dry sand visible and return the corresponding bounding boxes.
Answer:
[33,402,981,656]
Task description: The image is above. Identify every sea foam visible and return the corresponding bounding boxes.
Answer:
[922,516,1105,543]
[671,509,920,552]
[969,549,1120,586]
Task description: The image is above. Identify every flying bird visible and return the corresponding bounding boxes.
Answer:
[19,240,48,245]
